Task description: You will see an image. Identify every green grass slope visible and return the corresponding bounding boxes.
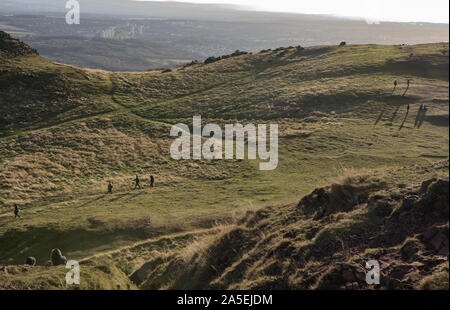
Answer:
[0,32,448,289]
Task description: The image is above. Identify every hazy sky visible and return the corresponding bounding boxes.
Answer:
[145,0,449,23]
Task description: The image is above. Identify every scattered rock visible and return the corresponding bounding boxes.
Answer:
[355,270,366,282]
[25,257,36,266]
[420,178,437,194]
[389,265,413,281]
[401,240,420,261]
[51,248,67,266]
[422,226,439,242]
[342,268,356,283]
[401,195,419,210]
[429,232,447,252]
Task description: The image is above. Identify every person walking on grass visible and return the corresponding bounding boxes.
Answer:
[393,80,398,94]
[108,181,113,194]
[415,105,424,128]
[150,175,155,188]
[403,79,411,97]
[133,175,141,189]
[14,204,20,218]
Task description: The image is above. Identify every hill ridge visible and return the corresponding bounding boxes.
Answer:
[0,31,38,57]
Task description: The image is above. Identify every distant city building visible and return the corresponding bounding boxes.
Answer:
[130,24,145,37]
[100,28,115,39]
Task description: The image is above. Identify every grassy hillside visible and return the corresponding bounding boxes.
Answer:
[1,162,448,290]
[0,32,448,289]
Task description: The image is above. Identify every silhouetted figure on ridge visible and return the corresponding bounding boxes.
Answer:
[418,105,428,128]
[150,175,155,188]
[133,175,141,189]
[392,80,398,94]
[390,106,400,123]
[14,204,20,218]
[375,109,385,126]
[399,104,410,131]
[108,181,113,194]
[402,79,411,97]
[414,105,424,128]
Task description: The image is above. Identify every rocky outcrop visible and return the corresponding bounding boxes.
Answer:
[0,31,38,57]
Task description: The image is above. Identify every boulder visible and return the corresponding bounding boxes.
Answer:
[401,240,420,261]
[25,257,36,266]
[342,268,355,283]
[419,178,437,194]
[429,232,447,252]
[51,248,67,266]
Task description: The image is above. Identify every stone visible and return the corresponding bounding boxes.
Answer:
[355,270,366,282]
[342,269,355,283]
[433,196,449,215]
[438,245,449,256]
[25,257,36,266]
[423,226,438,241]
[419,179,436,194]
[51,248,67,266]
[401,196,419,210]
[401,241,419,260]
[429,233,447,251]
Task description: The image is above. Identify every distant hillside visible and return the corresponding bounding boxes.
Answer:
[1,1,448,71]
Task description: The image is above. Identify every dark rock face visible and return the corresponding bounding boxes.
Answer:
[310,177,449,290]
[0,31,38,57]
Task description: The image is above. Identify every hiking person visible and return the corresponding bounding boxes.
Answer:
[418,105,428,128]
[403,79,410,97]
[14,204,20,218]
[392,80,398,94]
[133,175,141,189]
[415,105,424,127]
[150,175,155,188]
[108,181,113,194]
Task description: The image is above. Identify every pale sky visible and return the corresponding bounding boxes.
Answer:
[144,0,449,23]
